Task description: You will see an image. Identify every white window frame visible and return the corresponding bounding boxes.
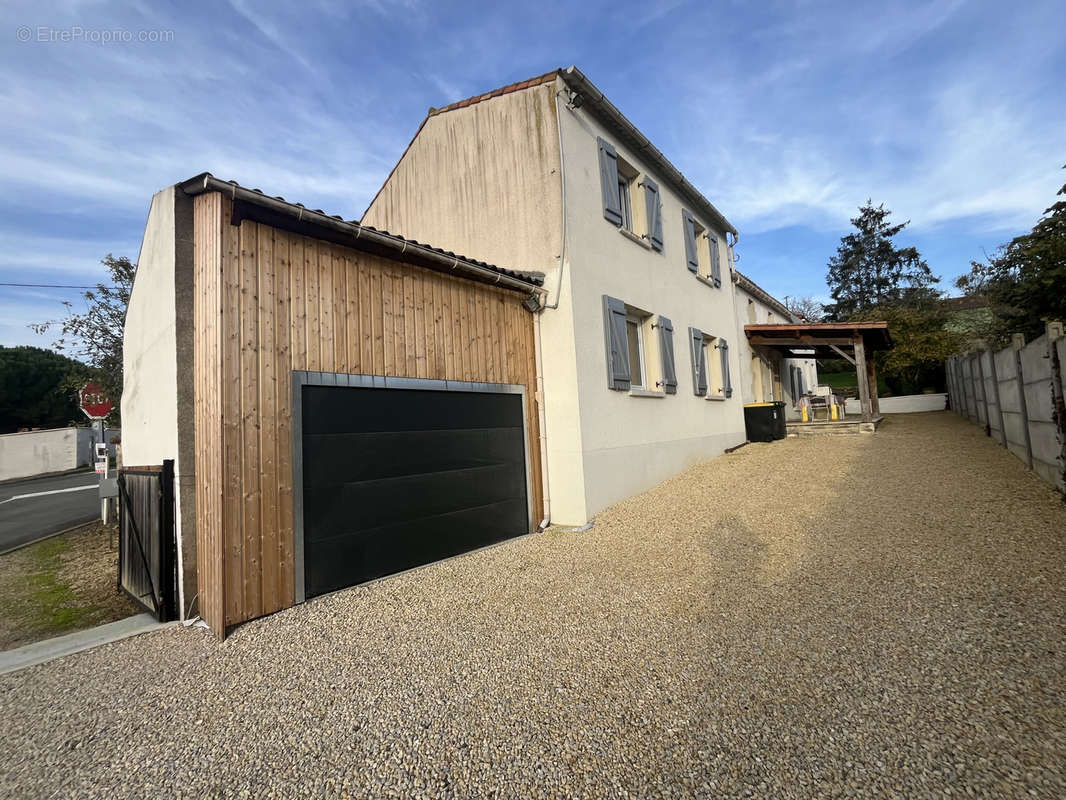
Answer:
[625,313,646,390]
[617,174,633,232]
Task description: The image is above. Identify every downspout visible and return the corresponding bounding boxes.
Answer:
[534,312,551,528]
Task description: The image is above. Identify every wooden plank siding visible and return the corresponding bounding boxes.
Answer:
[193,193,543,633]
[192,192,225,635]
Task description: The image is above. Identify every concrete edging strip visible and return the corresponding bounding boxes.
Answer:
[0,613,173,676]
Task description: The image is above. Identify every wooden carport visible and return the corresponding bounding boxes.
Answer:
[743,322,892,424]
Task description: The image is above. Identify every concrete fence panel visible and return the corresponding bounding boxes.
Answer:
[981,350,1004,442]
[948,324,1064,494]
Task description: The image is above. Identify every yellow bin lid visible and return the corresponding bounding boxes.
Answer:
[744,402,776,407]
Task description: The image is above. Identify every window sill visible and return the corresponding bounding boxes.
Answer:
[693,273,722,290]
[618,227,653,250]
[704,394,727,402]
[629,387,665,398]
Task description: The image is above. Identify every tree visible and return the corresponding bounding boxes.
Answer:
[852,304,963,395]
[784,296,823,322]
[956,167,1066,343]
[31,254,134,422]
[0,346,87,433]
[824,201,939,320]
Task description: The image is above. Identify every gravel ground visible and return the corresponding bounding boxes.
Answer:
[2,411,1065,799]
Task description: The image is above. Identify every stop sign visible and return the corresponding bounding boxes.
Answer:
[79,382,113,420]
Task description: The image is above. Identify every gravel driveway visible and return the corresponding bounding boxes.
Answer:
[2,412,1065,798]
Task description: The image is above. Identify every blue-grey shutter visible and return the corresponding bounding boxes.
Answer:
[643,178,663,252]
[689,327,707,396]
[603,295,630,390]
[719,338,732,397]
[657,315,677,394]
[682,211,699,272]
[709,233,721,287]
[598,138,623,226]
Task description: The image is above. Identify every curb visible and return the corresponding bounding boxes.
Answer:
[0,614,175,676]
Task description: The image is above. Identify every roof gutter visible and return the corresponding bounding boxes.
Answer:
[559,66,737,239]
[179,173,545,297]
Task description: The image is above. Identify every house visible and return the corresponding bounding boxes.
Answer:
[121,68,818,636]
[732,270,818,417]
[362,65,815,524]
[122,176,546,635]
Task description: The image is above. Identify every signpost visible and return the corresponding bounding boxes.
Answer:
[79,382,114,522]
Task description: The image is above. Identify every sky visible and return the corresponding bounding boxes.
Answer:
[1,0,1063,349]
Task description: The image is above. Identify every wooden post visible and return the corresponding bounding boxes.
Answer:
[853,334,872,423]
[1012,333,1033,470]
[985,348,1007,447]
[866,353,880,417]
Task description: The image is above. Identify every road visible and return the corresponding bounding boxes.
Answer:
[0,471,100,553]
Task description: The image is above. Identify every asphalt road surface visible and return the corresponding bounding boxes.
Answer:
[0,471,100,553]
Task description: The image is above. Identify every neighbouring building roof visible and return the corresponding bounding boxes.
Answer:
[733,270,794,321]
[365,66,737,239]
[179,173,545,294]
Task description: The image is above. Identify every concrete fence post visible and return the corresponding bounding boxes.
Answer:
[1012,333,1034,470]
[985,347,1007,447]
[1048,321,1065,489]
[975,351,990,433]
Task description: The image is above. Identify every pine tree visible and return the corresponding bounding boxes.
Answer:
[824,201,939,320]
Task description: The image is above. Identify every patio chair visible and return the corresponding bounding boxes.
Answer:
[809,385,833,421]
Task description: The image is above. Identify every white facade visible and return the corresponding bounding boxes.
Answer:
[121,184,197,616]
[732,275,818,416]
[364,69,809,525]
[549,97,746,523]
[122,187,179,470]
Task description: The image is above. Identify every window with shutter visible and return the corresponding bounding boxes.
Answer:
[709,233,721,287]
[682,211,699,272]
[657,315,677,394]
[603,295,630,390]
[719,338,732,398]
[598,138,623,226]
[643,178,664,252]
[689,327,707,396]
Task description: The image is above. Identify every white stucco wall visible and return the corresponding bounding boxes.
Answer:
[845,393,947,414]
[0,427,82,481]
[0,427,120,482]
[730,283,818,409]
[552,97,748,522]
[122,187,180,469]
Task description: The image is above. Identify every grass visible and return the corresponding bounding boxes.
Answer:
[820,371,891,396]
[0,523,140,651]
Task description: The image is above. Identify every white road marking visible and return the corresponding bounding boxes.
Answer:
[0,484,98,505]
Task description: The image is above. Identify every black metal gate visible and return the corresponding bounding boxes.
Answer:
[118,460,178,622]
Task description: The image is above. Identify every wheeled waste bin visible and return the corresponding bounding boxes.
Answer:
[743,401,787,442]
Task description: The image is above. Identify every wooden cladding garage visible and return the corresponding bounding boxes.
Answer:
[192,192,543,635]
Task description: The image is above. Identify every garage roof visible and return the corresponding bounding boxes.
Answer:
[179,173,545,294]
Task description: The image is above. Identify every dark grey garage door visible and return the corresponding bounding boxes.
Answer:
[300,383,529,599]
